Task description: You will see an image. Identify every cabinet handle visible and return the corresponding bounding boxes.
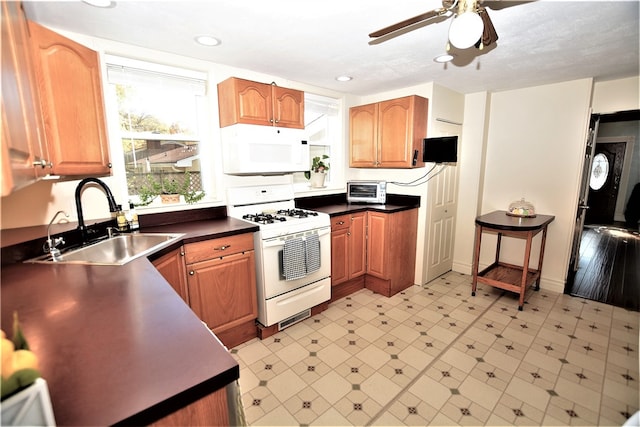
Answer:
[189,270,195,276]
[32,160,52,169]
[214,245,231,251]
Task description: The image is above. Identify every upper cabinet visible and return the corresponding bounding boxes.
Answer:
[28,20,111,176]
[1,2,49,196]
[217,77,304,129]
[350,95,428,168]
[1,9,111,196]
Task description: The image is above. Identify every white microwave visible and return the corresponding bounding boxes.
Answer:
[220,124,309,175]
[347,181,387,204]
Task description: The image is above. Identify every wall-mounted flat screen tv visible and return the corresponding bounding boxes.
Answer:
[423,136,458,163]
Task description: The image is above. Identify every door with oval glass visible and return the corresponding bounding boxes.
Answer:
[585,141,626,225]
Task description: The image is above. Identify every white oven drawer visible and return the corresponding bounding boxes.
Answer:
[258,277,331,327]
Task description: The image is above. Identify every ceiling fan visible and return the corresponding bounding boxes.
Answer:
[369,0,527,50]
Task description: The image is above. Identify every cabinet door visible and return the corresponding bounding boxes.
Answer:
[377,96,413,168]
[348,212,367,278]
[1,2,49,196]
[272,86,304,129]
[366,211,389,279]
[217,77,272,127]
[152,247,188,303]
[331,228,349,286]
[28,21,111,176]
[187,251,258,333]
[349,103,378,167]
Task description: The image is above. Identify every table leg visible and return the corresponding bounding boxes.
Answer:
[518,231,534,311]
[495,232,502,264]
[534,226,549,291]
[471,224,482,297]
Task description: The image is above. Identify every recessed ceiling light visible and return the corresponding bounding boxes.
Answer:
[434,53,454,63]
[195,35,222,46]
[335,75,353,82]
[81,0,115,8]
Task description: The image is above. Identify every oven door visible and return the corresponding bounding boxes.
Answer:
[259,226,331,300]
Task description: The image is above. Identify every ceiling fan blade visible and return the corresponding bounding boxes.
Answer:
[369,8,446,38]
[474,7,498,48]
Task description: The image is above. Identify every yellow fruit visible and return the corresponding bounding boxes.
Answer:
[1,338,15,378]
[12,350,38,371]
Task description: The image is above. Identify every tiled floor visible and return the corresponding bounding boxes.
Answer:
[231,272,639,426]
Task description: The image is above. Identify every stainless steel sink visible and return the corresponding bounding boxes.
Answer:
[26,233,184,266]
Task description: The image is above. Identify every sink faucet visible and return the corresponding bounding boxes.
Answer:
[44,210,69,259]
[75,178,119,243]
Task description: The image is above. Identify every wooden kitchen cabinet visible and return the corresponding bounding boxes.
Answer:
[217,77,304,129]
[366,209,418,297]
[184,233,258,348]
[331,213,366,285]
[1,2,49,196]
[350,95,428,168]
[330,212,366,301]
[28,20,111,176]
[152,246,189,304]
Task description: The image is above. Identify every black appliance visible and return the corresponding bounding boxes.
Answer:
[423,136,458,163]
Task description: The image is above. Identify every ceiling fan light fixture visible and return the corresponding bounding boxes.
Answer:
[195,35,221,46]
[434,53,454,63]
[448,11,484,49]
[81,0,115,7]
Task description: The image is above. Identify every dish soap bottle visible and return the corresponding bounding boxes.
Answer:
[128,202,139,231]
[116,205,128,232]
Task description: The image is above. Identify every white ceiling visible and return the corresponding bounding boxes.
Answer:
[23,0,639,96]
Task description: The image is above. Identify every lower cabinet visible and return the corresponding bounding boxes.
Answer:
[184,233,258,348]
[330,212,366,285]
[151,246,188,303]
[328,208,418,300]
[330,212,367,301]
[366,209,418,297]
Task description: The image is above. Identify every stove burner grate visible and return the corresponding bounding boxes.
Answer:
[242,213,287,224]
[277,209,319,219]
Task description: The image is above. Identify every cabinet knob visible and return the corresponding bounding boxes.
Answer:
[180,251,185,256]
[347,232,351,236]
[189,270,195,276]
[214,245,231,251]
[336,221,345,225]
[32,160,52,169]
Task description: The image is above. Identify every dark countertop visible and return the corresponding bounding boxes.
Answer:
[475,210,555,231]
[295,192,420,217]
[311,202,419,216]
[0,216,258,426]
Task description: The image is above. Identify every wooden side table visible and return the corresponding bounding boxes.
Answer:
[471,210,555,310]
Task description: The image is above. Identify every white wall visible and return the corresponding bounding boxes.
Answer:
[592,76,640,114]
[475,78,594,293]
[452,92,491,274]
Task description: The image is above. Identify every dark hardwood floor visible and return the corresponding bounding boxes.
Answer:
[569,224,640,311]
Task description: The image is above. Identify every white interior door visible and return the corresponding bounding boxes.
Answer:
[425,144,459,283]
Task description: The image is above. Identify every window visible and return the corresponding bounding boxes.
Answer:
[105,56,213,208]
[293,93,341,189]
[590,153,609,190]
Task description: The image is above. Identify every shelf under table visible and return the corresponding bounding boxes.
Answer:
[477,262,540,295]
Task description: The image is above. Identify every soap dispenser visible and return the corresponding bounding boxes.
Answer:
[128,202,139,231]
[116,205,128,232]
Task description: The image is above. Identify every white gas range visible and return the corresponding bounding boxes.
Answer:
[227,184,331,330]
